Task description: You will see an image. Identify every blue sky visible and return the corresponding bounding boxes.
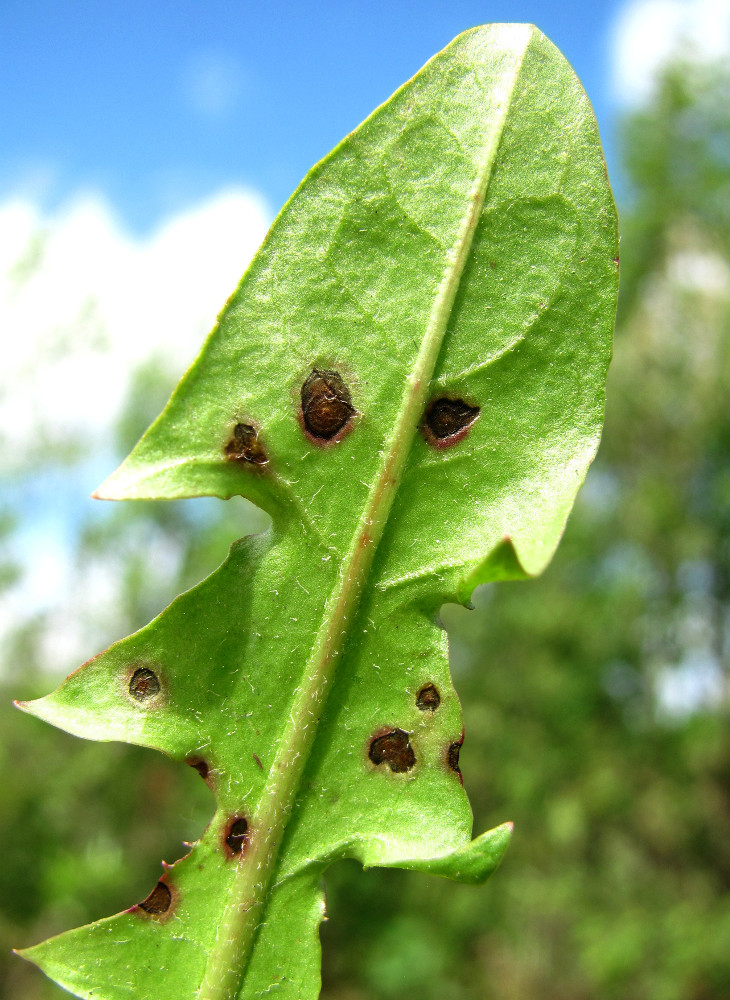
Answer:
[1,0,626,232]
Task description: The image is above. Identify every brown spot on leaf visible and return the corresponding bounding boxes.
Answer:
[224,422,268,465]
[369,729,416,773]
[416,683,441,712]
[301,369,355,441]
[129,667,161,702]
[422,397,479,448]
[138,881,172,915]
[186,757,209,780]
[447,740,462,775]
[225,816,249,856]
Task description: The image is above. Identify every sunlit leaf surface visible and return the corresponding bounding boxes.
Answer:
[17,24,617,1000]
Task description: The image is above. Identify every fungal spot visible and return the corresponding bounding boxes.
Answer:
[447,741,462,774]
[224,422,268,465]
[369,729,416,773]
[252,752,263,770]
[416,683,441,712]
[423,397,479,447]
[138,881,171,915]
[186,758,209,780]
[301,369,355,440]
[129,667,161,702]
[225,816,249,855]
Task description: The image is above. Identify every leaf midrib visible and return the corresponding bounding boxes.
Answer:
[196,34,530,1000]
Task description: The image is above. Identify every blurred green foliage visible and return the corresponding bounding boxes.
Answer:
[2,57,729,999]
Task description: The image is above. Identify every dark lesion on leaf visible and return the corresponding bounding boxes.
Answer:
[422,397,479,448]
[368,729,416,773]
[186,757,209,780]
[224,422,268,465]
[416,683,441,711]
[128,667,161,703]
[138,880,172,916]
[224,816,250,856]
[447,739,463,776]
[300,368,356,443]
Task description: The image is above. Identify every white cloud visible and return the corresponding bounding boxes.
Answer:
[0,187,271,473]
[0,188,271,675]
[610,0,730,103]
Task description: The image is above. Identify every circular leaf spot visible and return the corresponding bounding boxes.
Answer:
[301,369,355,440]
[416,683,441,711]
[138,881,172,915]
[423,398,479,447]
[224,423,268,465]
[225,816,249,855]
[369,729,416,773]
[129,667,161,702]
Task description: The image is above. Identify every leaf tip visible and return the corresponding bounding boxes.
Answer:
[93,454,161,500]
[91,469,125,501]
[13,692,65,730]
[12,937,60,982]
[12,941,39,965]
[459,536,530,600]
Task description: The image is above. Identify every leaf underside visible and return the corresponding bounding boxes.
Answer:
[17,23,618,1000]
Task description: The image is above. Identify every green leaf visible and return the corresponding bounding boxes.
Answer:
[16,23,617,1000]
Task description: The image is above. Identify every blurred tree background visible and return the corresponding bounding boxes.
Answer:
[2,55,729,1000]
